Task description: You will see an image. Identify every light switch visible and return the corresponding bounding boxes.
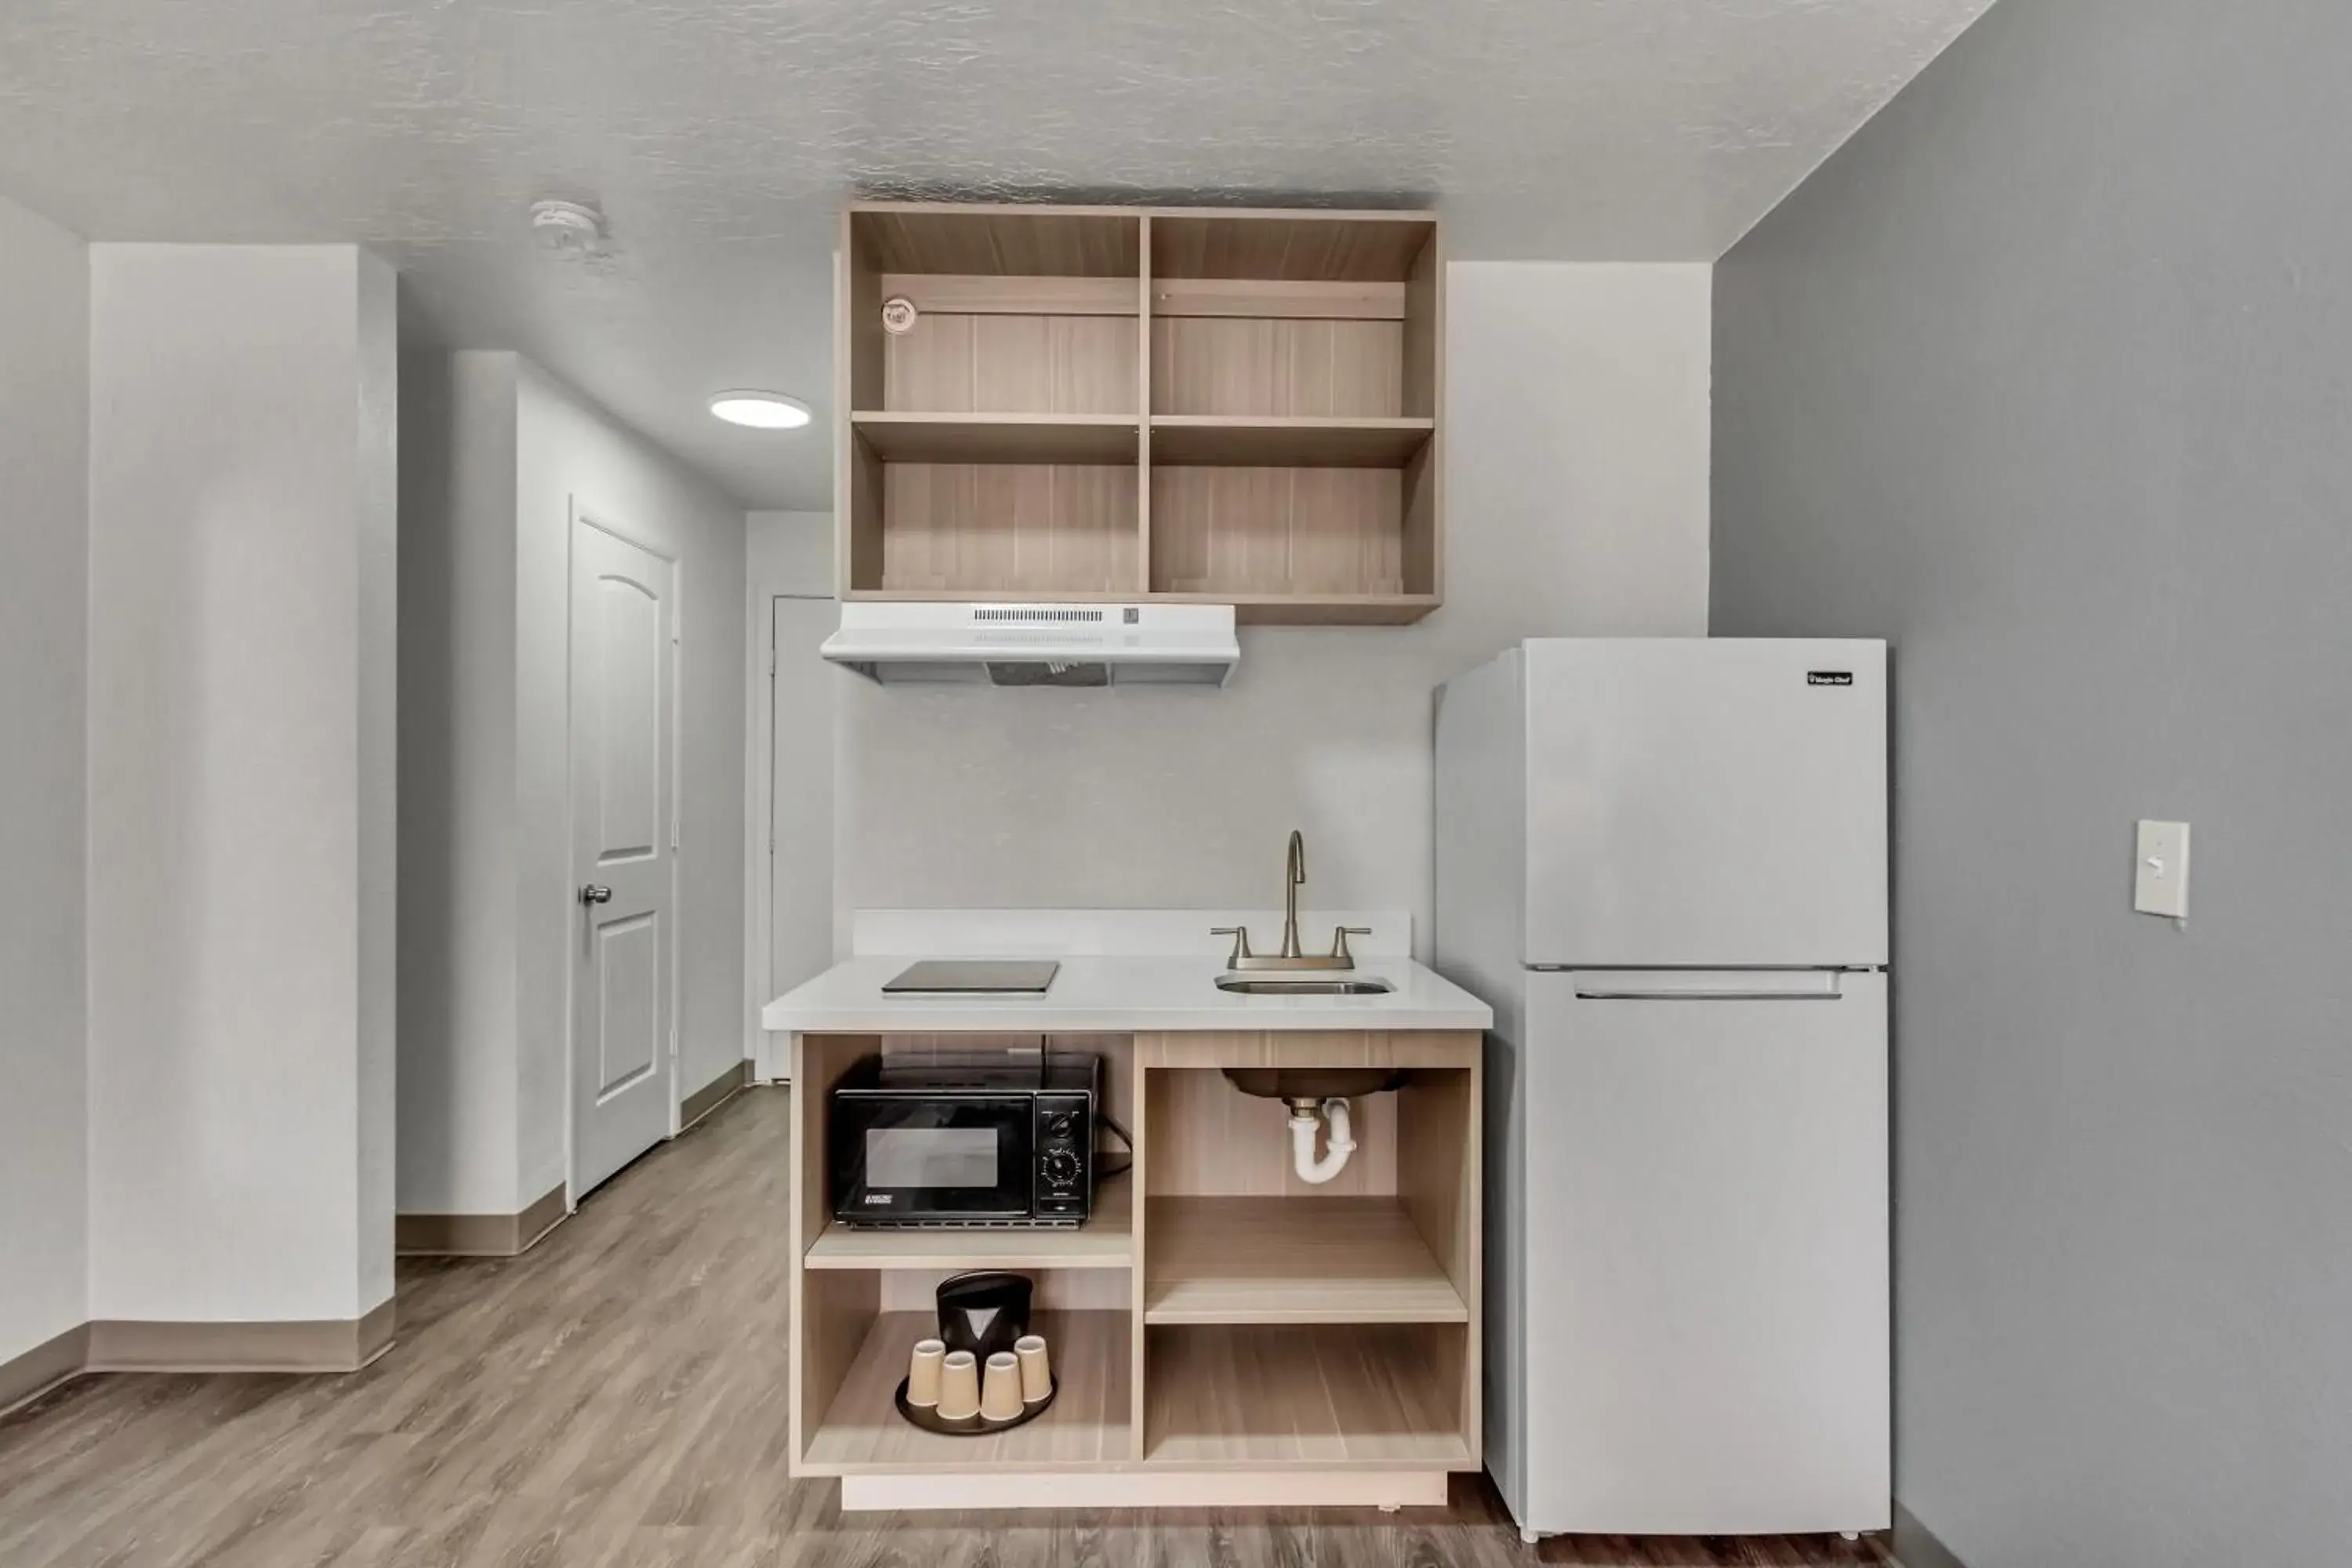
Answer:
[2134,820,2191,919]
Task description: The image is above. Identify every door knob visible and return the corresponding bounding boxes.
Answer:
[579,884,613,906]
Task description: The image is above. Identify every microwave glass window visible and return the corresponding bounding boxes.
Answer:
[865,1126,1000,1189]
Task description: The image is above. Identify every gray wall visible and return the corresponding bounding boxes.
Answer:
[836,263,1714,954]
[0,192,89,1366]
[1711,4,2352,1564]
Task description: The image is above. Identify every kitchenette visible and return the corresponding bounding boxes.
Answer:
[761,884,1492,1514]
[756,201,1886,1541]
[764,630,1888,1534]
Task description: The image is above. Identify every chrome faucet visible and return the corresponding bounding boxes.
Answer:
[1281,829,1306,956]
[1212,830,1371,971]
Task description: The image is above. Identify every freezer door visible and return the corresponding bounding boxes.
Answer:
[1522,638,1886,967]
[1519,970,1889,1536]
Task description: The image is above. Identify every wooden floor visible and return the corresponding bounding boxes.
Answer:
[0,1088,1896,1568]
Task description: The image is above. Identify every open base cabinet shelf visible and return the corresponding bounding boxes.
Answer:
[1145,1195,1467,1323]
[1143,1322,1472,1468]
[788,1030,1482,1500]
[804,1309,1134,1474]
[838,204,1444,625]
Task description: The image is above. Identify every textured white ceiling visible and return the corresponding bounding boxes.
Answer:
[0,0,1994,509]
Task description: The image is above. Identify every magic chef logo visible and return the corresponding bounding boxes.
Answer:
[863,1193,895,1205]
[1807,671,1855,687]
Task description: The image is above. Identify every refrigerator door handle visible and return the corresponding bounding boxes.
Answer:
[1573,987,1845,1002]
[1566,971,1852,1003]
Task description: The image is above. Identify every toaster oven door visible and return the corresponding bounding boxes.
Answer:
[831,1094,1034,1224]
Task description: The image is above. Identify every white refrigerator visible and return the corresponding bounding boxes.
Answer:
[1435,638,1889,1541]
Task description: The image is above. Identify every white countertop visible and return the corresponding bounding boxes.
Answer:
[760,954,1493,1034]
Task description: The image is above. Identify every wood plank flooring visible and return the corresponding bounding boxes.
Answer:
[0,1088,1896,1568]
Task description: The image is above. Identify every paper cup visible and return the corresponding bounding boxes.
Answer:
[981,1351,1024,1421]
[906,1338,946,1408]
[1015,1334,1052,1402]
[937,1350,981,1421]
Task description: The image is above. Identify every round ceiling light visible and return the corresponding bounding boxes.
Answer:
[709,390,812,430]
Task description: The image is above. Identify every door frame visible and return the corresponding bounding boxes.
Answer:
[563,499,686,1206]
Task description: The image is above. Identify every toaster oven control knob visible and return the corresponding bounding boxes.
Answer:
[1046,1111,1077,1141]
[1043,1148,1081,1188]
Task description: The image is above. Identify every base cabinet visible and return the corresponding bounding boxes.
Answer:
[787,1029,1481,1508]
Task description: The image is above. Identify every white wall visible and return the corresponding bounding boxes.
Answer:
[86,245,397,1324]
[746,511,840,1073]
[833,263,1712,953]
[0,193,90,1364]
[397,351,522,1215]
[398,352,746,1215]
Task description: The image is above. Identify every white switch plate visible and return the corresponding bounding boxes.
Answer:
[2134,820,2191,919]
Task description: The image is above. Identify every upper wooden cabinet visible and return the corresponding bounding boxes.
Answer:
[837,202,1443,626]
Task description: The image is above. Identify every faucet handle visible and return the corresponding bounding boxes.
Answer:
[1210,926,1254,967]
[1330,926,1372,967]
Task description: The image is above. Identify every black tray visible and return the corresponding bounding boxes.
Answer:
[893,1374,1058,1437]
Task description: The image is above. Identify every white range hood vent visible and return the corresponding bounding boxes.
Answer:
[821,602,1238,688]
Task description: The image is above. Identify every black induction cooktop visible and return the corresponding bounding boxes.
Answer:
[880,960,1061,995]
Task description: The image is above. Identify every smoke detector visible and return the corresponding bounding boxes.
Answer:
[529,199,608,254]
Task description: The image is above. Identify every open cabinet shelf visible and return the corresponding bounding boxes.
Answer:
[805,1179,1134,1272]
[1142,1322,1472,1468]
[838,203,1443,623]
[1144,1195,1466,1323]
[804,1308,1134,1474]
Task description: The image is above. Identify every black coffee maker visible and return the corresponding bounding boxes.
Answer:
[935,1271,1033,1362]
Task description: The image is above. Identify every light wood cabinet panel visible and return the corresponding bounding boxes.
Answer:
[879,462,1138,595]
[1151,466,1405,597]
[1150,317,1405,418]
[885,314,1138,416]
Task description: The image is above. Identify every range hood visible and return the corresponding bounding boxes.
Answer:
[821,602,1239,687]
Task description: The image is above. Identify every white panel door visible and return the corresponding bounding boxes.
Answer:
[1522,638,1887,967]
[1521,969,1890,1536]
[570,517,677,1198]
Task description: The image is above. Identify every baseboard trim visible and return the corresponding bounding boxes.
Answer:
[681,1060,751,1129]
[85,1297,397,1375]
[837,1468,1451,1512]
[1893,1501,1969,1568]
[0,1323,92,1416]
[397,1182,569,1258]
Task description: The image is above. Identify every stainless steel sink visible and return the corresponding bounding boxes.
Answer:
[1214,975,1394,996]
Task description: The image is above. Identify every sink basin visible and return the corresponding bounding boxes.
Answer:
[1212,975,1401,1098]
[1214,975,1394,996]
[1222,1066,1404,1099]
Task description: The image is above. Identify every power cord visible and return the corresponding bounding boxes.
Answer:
[1096,1111,1135,1181]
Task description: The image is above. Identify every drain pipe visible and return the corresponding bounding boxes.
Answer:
[1286,1097,1356,1185]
